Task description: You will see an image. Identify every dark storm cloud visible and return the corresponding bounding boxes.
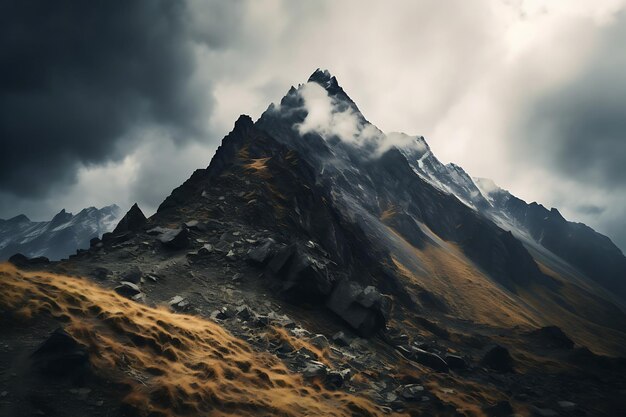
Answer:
[515,13,626,251]
[0,0,217,197]
[575,204,606,216]
[520,14,626,188]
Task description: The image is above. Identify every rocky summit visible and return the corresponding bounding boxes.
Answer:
[1,70,625,417]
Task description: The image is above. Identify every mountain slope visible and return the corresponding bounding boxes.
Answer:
[474,178,626,301]
[0,264,385,417]
[152,68,626,354]
[2,70,626,416]
[0,205,121,261]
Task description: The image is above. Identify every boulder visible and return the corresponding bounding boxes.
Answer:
[326,280,390,337]
[400,384,425,401]
[235,304,256,321]
[114,281,142,299]
[145,273,159,283]
[481,345,514,372]
[31,328,89,377]
[158,228,190,250]
[168,295,190,311]
[410,347,449,372]
[8,253,50,267]
[331,331,354,347]
[121,266,143,284]
[247,239,277,265]
[308,334,330,350]
[113,203,147,233]
[529,326,574,349]
[302,360,328,378]
[266,243,334,301]
[267,311,296,328]
[184,220,206,231]
[324,370,345,390]
[445,354,468,370]
[90,267,111,281]
[211,306,236,320]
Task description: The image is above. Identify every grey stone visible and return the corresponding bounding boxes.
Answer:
[247,239,276,264]
[326,280,390,337]
[309,334,330,350]
[121,266,143,284]
[445,354,468,370]
[235,305,256,321]
[332,331,354,347]
[302,361,328,378]
[400,384,425,401]
[114,281,141,299]
[31,328,89,377]
[557,401,575,409]
[157,228,190,250]
[409,347,449,372]
[481,345,514,372]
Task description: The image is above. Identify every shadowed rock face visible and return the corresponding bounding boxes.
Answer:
[255,74,549,292]
[113,203,147,234]
[493,194,626,299]
[31,328,90,378]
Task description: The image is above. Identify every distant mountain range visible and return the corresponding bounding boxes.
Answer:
[0,205,121,260]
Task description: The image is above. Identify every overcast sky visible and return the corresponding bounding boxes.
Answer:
[1,0,625,252]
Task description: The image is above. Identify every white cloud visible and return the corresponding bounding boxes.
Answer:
[296,82,364,144]
[295,82,429,157]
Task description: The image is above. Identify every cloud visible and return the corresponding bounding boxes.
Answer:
[509,11,626,251]
[1,0,625,253]
[576,204,606,215]
[517,13,626,187]
[473,177,502,196]
[296,82,372,144]
[0,0,218,198]
[296,82,427,157]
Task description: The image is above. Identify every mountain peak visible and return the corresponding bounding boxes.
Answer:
[301,68,362,116]
[113,203,147,233]
[308,68,340,92]
[5,214,31,224]
[50,208,72,225]
[234,114,253,129]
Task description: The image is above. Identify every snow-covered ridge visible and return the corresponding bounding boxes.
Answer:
[0,204,121,260]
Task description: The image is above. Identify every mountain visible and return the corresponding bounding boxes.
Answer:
[473,178,626,300]
[2,70,625,417]
[0,204,121,261]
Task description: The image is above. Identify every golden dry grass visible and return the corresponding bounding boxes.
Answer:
[243,157,272,180]
[267,326,331,366]
[387,226,540,329]
[0,264,393,417]
[387,227,626,357]
[380,205,399,222]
